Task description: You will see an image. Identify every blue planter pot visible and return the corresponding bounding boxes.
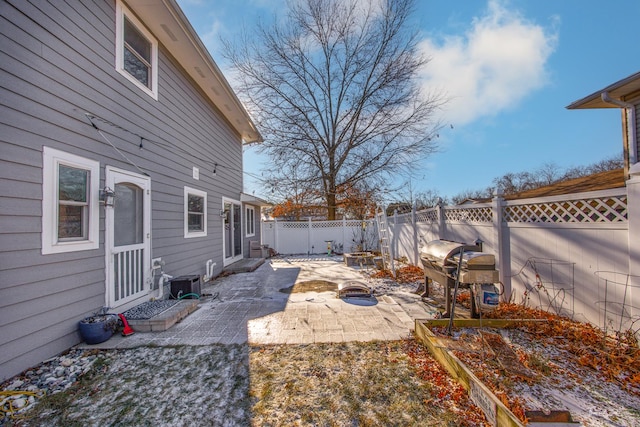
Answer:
[78,315,117,344]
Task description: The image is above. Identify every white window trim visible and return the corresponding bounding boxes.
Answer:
[115,0,158,100]
[184,186,207,238]
[42,147,100,254]
[245,206,255,237]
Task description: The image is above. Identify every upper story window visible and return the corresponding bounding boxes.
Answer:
[115,0,158,100]
[42,147,100,254]
[184,186,207,238]
[246,206,255,237]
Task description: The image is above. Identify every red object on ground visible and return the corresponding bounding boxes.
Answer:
[118,313,135,336]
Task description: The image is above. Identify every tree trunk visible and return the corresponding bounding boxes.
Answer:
[327,192,336,220]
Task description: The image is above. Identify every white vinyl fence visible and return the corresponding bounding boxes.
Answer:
[385,175,640,338]
[258,174,640,337]
[261,218,377,256]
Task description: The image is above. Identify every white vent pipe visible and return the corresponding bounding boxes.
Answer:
[202,259,216,283]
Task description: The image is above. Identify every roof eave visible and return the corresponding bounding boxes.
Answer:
[566,70,640,110]
[241,193,273,207]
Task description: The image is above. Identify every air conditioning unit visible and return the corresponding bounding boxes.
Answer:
[170,275,201,299]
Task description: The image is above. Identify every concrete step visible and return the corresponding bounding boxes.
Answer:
[223,257,265,274]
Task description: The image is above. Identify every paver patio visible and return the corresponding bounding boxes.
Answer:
[78,256,437,349]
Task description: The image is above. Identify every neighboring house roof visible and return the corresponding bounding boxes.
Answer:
[566,70,640,109]
[241,193,273,207]
[462,168,626,204]
[503,168,625,201]
[126,0,262,143]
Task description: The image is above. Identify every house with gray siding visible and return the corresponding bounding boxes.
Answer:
[241,193,272,259]
[0,0,263,381]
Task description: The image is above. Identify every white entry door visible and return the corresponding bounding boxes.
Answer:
[105,167,151,308]
[223,199,243,266]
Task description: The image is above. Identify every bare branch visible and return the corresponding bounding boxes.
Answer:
[224,0,443,219]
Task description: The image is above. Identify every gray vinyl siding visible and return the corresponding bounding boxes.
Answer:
[635,100,640,167]
[243,203,262,258]
[0,0,244,380]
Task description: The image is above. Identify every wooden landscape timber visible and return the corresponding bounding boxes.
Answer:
[413,319,552,427]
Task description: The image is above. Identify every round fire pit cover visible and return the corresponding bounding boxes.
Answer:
[338,281,372,298]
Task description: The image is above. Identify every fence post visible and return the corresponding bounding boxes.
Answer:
[392,210,398,261]
[274,218,279,253]
[342,217,347,252]
[437,198,445,240]
[412,202,419,265]
[308,218,312,254]
[627,170,640,291]
[492,191,511,302]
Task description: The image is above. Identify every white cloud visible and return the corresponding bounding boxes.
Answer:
[200,20,224,53]
[419,0,558,126]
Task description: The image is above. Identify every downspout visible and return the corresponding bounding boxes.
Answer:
[601,92,638,172]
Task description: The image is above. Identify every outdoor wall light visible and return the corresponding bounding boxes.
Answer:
[100,186,115,207]
[213,163,218,176]
[219,209,227,218]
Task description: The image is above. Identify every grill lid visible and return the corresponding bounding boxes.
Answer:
[420,240,478,266]
[449,251,495,268]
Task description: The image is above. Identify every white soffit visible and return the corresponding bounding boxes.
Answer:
[240,193,273,207]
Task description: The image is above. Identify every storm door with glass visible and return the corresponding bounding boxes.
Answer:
[105,167,151,308]
[223,200,243,266]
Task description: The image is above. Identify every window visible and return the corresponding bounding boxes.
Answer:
[42,147,100,254]
[246,206,255,237]
[115,0,158,99]
[184,187,207,238]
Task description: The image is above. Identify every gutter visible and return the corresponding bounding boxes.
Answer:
[601,92,638,169]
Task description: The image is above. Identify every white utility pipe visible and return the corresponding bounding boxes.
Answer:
[202,259,216,283]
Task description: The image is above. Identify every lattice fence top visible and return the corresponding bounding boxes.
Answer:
[504,195,627,223]
[269,191,627,228]
[416,209,438,223]
[344,220,373,227]
[276,220,374,229]
[281,222,310,229]
[444,206,493,223]
[311,221,347,228]
[394,214,413,224]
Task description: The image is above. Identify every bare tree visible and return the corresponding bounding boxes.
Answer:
[450,153,624,203]
[225,0,443,219]
[492,170,551,195]
[265,164,320,220]
[414,189,448,209]
[388,187,447,215]
[450,189,491,206]
[537,162,562,186]
[586,154,624,174]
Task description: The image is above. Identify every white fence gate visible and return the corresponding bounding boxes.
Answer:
[261,218,377,255]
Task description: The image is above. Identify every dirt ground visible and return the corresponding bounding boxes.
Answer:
[4,341,487,427]
[3,264,639,426]
[427,304,640,426]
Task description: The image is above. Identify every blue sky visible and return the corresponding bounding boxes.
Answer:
[176,0,639,202]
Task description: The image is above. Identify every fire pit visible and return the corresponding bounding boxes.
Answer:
[343,252,378,267]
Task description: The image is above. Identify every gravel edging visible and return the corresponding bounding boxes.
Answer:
[121,300,179,320]
[0,348,101,424]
